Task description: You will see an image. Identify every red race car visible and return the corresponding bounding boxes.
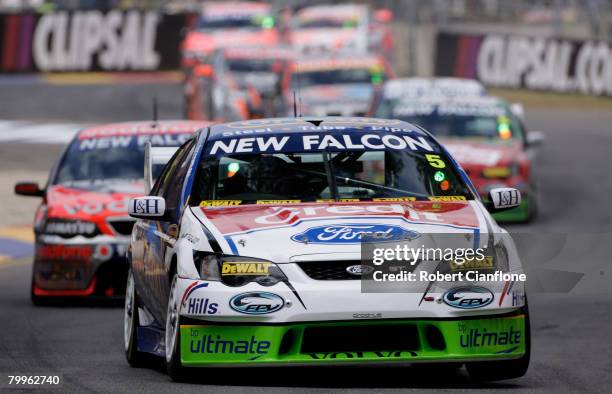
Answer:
[374,95,544,222]
[15,120,211,304]
[181,1,279,70]
[289,3,393,59]
[184,46,294,121]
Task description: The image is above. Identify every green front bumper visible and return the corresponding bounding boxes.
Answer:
[180,314,526,366]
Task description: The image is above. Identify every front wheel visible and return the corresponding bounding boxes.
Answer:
[165,273,187,381]
[466,304,531,381]
[124,269,146,366]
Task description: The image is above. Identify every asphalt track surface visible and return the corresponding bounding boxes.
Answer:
[1,83,611,392]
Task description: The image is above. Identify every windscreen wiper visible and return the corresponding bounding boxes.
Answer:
[322,150,339,201]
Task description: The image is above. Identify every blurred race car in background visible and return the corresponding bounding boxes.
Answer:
[289,3,393,59]
[185,46,295,120]
[14,121,210,304]
[285,54,393,117]
[181,1,280,70]
[369,77,487,114]
[375,94,544,222]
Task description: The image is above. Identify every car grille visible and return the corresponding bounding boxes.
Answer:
[108,220,135,236]
[297,260,418,281]
[296,260,363,280]
[301,324,420,353]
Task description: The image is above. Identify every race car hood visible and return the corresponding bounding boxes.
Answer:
[440,138,524,169]
[300,84,373,103]
[182,29,279,55]
[193,201,487,263]
[45,184,141,221]
[291,28,361,51]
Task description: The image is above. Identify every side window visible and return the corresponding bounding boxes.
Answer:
[151,139,195,203]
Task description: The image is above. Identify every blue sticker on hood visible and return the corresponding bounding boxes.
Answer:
[290,223,420,244]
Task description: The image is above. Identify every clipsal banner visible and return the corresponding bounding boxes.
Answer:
[435,32,612,96]
[0,11,189,72]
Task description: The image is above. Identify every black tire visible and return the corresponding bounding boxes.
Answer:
[30,274,51,306]
[124,269,147,367]
[466,304,531,381]
[30,278,44,306]
[165,273,188,381]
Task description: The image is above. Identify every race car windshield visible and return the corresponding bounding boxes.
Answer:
[227,58,276,73]
[53,134,191,189]
[296,18,358,29]
[198,14,274,30]
[191,146,472,205]
[293,68,381,88]
[377,101,523,140]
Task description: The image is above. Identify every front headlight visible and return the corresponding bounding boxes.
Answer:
[492,241,510,273]
[195,253,287,287]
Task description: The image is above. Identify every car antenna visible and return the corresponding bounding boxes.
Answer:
[295,61,303,117]
[151,97,158,128]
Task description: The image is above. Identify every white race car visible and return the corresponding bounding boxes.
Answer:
[124,117,529,382]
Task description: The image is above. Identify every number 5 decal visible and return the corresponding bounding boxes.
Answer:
[425,154,446,168]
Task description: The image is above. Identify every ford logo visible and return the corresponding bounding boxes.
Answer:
[291,224,420,245]
[229,292,284,315]
[346,265,374,276]
[443,286,494,309]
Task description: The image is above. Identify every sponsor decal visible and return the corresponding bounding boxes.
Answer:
[201,202,479,235]
[188,334,271,358]
[200,200,242,207]
[61,198,131,215]
[443,286,494,309]
[36,244,93,260]
[428,196,466,201]
[93,244,113,261]
[291,224,420,245]
[436,32,612,96]
[180,281,209,307]
[308,351,417,359]
[352,312,382,319]
[346,265,374,276]
[256,200,301,205]
[186,298,219,315]
[181,233,199,244]
[206,132,435,156]
[131,197,163,216]
[449,256,494,271]
[511,290,525,306]
[77,134,191,151]
[229,292,284,315]
[33,10,160,72]
[372,197,416,202]
[45,220,97,236]
[491,188,520,208]
[222,262,271,276]
[459,326,522,348]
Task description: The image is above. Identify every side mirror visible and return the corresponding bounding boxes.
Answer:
[15,182,44,197]
[510,103,525,120]
[128,197,166,220]
[526,131,545,147]
[486,187,521,213]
